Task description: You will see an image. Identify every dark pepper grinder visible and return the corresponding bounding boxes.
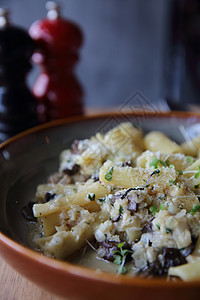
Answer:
[0,9,38,143]
[29,1,84,123]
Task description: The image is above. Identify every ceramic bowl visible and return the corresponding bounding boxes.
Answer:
[1,111,200,300]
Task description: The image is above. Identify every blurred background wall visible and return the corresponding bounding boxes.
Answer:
[1,0,199,109]
[0,0,170,108]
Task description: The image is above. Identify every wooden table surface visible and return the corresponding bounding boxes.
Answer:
[0,256,64,300]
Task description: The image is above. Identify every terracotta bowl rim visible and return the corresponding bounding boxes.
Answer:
[1,110,200,289]
[1,110,200,149]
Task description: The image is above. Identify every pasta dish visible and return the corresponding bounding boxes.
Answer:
[29,122,200,280]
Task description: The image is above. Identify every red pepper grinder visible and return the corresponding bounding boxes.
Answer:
[29,1,84,123]
[0,9,38,142]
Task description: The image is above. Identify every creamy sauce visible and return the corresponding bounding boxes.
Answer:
[69,245,137,276]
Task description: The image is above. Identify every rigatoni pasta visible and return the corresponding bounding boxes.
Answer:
[144,131,184,154]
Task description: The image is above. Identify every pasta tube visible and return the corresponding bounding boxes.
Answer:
[144,131,183,154]
[99,160,177,189]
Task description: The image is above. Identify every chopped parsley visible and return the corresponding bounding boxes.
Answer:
[177,169,183,175]
[87,193,95,201]
[189,205,200,215]
[105,166,114,181]
[149,158,160,168]
[186,156,194,164]
[149,158,169,169]
[119,205,123,214]
[169,164,175,169]
[150,206,159,216]
[161,160,170,167]
[160,204,165,210]
[194,184,200,189]
[169,180,176,186]
[194,166,200,179]
[117,242,124,249]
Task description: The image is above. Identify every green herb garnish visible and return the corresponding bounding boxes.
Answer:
[186,156,194,164]
[87,193,95,201]
[160,160,170,167]
[150,206,159,216]
[113,242,133,274]
[189,205,200,215]
[149,158,169,169]
[169,180,176,186]
[105,166,114,181]
[169,164,175,169]
[160,204,165,210]
[177,170,183,175]
[113,255,122,265]
[119,205,123,214]
[149,158,159,168]
[194,166,200,179]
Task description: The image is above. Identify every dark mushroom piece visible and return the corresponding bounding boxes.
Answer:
[97,240,131,262]
[22,201,36,222]
[44,192,56,202]
[63,164,80,176]
[138,247,187,277]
